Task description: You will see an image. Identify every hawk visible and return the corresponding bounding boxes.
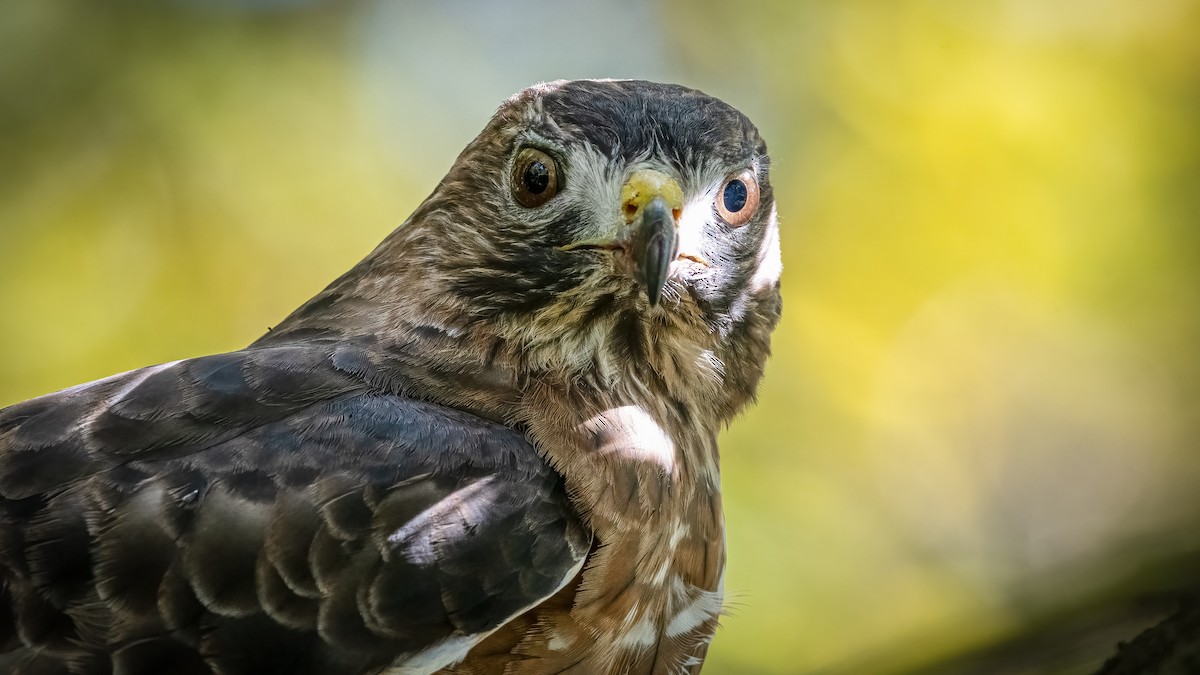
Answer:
[0,79,782,674]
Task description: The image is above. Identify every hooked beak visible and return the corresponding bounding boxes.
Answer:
[561,170,685,306]
[631,196,678,306]
[620,170,684,305]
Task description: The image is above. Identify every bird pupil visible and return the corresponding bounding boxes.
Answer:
[524,161,549,194]
[723,179,747,213]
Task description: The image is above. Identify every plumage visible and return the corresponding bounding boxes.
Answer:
[0,79,781,674]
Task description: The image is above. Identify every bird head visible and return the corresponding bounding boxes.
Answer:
[316,80,781,416]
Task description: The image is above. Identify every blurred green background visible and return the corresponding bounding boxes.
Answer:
[2,1,1199,673]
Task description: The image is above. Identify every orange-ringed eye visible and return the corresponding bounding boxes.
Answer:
[716,170,760,226]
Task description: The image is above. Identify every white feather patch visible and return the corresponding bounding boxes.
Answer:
[384,634,478,674]
[749,203,782,293]
[547,632,571,651]
[619,614,659,649]
[581,405,675,472]
[665,575,725,638]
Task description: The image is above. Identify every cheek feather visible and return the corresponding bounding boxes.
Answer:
[748,202,782,294]
[675,193,713,267]
[560,144,624,243]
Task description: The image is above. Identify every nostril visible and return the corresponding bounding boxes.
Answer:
[671,208,682,221]
[624,203,638,218]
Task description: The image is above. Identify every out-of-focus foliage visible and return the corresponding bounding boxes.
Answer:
[2,1,1198,673]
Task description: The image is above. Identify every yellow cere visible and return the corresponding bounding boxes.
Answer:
[620,170,685,221]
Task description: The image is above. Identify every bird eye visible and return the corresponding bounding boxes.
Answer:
[511,148,560,208]
[715,170,760,226]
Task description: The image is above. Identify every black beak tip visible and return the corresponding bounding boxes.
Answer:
[635,198,678,308]
[646,280,663,307]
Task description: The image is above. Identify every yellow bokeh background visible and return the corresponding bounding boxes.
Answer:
[2,2,1198,673]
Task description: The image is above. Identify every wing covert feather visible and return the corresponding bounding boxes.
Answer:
[0,342,590,675]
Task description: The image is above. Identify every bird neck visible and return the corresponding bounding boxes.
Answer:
[520,366,726,568]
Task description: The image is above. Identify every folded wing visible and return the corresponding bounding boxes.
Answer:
[0,341,589,675]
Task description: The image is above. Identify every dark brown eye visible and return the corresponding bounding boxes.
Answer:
[511,148,560,208]
[716,170,760,226]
